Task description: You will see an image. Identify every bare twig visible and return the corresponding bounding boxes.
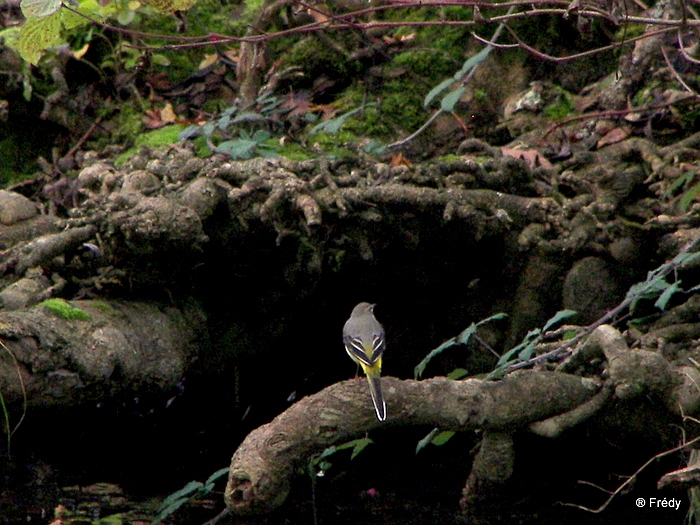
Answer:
[660,44,698,95]
[561,435,700,513]
[538,93,696,141]
[386,4,515,150]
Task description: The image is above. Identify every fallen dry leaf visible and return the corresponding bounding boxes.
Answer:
[596,126,631,148]
[390,152,412,168]
[500,147,553,170]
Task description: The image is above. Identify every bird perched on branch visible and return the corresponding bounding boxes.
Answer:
[342,302,387,421]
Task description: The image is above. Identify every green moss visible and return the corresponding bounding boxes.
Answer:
[308,131,356,157]
[276,140,312,161]
[615,23,647,42]
[115,125,187,165]
[284,37,355,86]
[543,88,576,120]
[39,299,91,321]
[436,154,463,162]
[90,301,118,316]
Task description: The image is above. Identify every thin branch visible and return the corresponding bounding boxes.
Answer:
[561,435,700,513]
[506,234,700,373]
[678,29,700,65]
[538,93,696,141]
[386,4,515,150]
[661,44,698,96]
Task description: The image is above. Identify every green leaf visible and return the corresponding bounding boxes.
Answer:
[363,139,386,155]
[116,8,136,25]
[21,0,62,18]
[151,53,171,66]
[424,78,455,108]
[440,87,465,113]
[414,313,506,379]
[17,12,61,65]
[60,8,89,30]
[455,324,478,345]
[310,104,374,135]
[416,427,440,453]
[654,280,681,310]
[251,129,271,143]
[231,111,266,125]
[318,445,337,460]
[217,114,231,130]
[663,168,696,200]
[627,275,669,312]
[673,251,700,269]
[424,46,491,110]
[485,365,506,380]
[496,328,540,367]
[0,27,21,49]
[157,481,203,510]
[455,45,492,79]
[447,368,469,380]
[217,139,257,159]
[517,342,535,361]
[201,121,216,137]
[179,125,202,140]
[542,309,578,332]
[205,467,229,486]
[350,437,373,460]
[317,460,332,472]
[431,430,455,446]
[679,182,700,213]
[414,335,458,379]
[153,497,190,524]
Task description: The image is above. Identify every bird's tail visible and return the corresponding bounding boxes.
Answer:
[366,373,386,421]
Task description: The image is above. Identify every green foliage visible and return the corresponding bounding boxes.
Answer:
[17,12,62,65]
[414,312,507,379]
[416,428,456,453]
[306,130,357,157]
[12,0,113,65]
[310,104,376,136]
[308,438,373,477]
[626,250,700,314]
[543,87,576,120]
[152,467,229,524]
[486,310,577,379]
[179,94,283,160]
[38,298,91,321]
[664,167,700,213]
[424,46,491,109]
[21,0,62,19]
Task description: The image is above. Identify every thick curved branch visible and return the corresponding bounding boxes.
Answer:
[0,299,205,407]
[224,372,600,515]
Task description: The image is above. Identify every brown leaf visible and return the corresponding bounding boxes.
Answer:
[390,153,412,168]
[596,127,631,148]
[500,147,553,170]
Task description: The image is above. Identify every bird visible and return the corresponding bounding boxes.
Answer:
[342,302,387,421]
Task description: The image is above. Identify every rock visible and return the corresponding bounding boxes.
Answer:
[563,256,624,325]
[0,190,38,225]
